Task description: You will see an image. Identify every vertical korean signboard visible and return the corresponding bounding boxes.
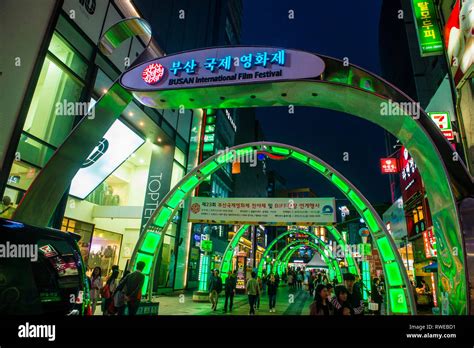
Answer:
[412,0,444,57]
[140,144,175,233]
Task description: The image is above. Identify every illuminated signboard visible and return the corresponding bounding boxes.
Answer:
[120,46,326,106]
[399,146,423,201]
[70,120,145,199]
[423,227,437,258]
[380,158,399,174]
[428,112,455,141]
[412,0,444,57]
[200,239,213,252]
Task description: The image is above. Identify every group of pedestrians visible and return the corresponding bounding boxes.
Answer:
[88,261,146,316]
[309,273,365,316]
[286,267,304,290]
[246,271,280,314]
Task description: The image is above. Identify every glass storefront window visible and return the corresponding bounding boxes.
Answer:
[157,234,176,288]
[22,56,83,147]
[170,162,185,189]
[48,33,88,79]
[16,134,55,168]
[174,148,186,166]
[88,228,122,278]
[61,218,94,265]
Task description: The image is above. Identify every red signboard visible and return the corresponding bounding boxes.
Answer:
[399,147,423,201]
[380,158,399,174]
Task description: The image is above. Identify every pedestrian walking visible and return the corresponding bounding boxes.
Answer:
[101,265,119,315]
[246,271,260,315]
[115,262,146,316]
[223,270,237,312]
[267,274,278,312]
[89,266,102,315]
[209,269,223,311]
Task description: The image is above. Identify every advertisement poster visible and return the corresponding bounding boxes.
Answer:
[445,0,474,86]
[188,197,336,226]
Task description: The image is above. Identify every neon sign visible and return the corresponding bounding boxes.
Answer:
[120,47,326,98]
[412,0,444,57]
[380,158,399,174]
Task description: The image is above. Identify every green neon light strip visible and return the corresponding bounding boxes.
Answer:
[376,237,396,262]
[155,207,172,228]
[331,174,349,193]
[308,159,326,173]
[389,288,409,314]
[363,210,380,232]
[348,190,366,211]
[180,175,199,193]
[141,275,149,296]
[291,152,309,163]
[135,253,153,274]
[200,160,219,176]
[167,189,185,209]
[141,233,161,254]
[271,146,290,155]
[385,262,404,287]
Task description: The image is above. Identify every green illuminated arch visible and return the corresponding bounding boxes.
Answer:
[219,224,250,283]
[255,228,357,280]
[129,142,415,314]
[278,241,339,281]
[269,236,342,283]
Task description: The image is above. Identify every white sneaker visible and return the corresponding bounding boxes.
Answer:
[269,309,272,312]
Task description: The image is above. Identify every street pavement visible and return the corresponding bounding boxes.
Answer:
[94,286,314,315]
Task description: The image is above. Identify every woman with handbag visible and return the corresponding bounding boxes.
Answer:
[101,265,119,315]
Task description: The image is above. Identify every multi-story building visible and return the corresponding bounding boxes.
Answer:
[0,0,242,294]
[378,0,474,310]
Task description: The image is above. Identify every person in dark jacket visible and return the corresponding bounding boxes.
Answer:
[116,262,145,316]
[309,284,334,315]
[267,274,278,312]
[371,278,383,315]
[208,269,223,311]
[331,273,364,315]
[223,270,237,312]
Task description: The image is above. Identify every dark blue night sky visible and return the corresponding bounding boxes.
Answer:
[240,0,392,204]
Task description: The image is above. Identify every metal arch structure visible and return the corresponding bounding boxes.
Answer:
[278,241,340,282]
[264,232,343,283]
[219,224,250,283]
[273,240,336,280]
[12,18,472,313]
[126,142,415,314]
[255,228,359,280]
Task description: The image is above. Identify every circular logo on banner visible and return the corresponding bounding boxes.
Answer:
[190,203,201,214]
[142,63,165,84]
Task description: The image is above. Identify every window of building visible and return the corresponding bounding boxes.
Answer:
[88,228,123,278]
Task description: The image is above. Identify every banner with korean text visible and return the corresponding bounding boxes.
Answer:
[188,197,336,226]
